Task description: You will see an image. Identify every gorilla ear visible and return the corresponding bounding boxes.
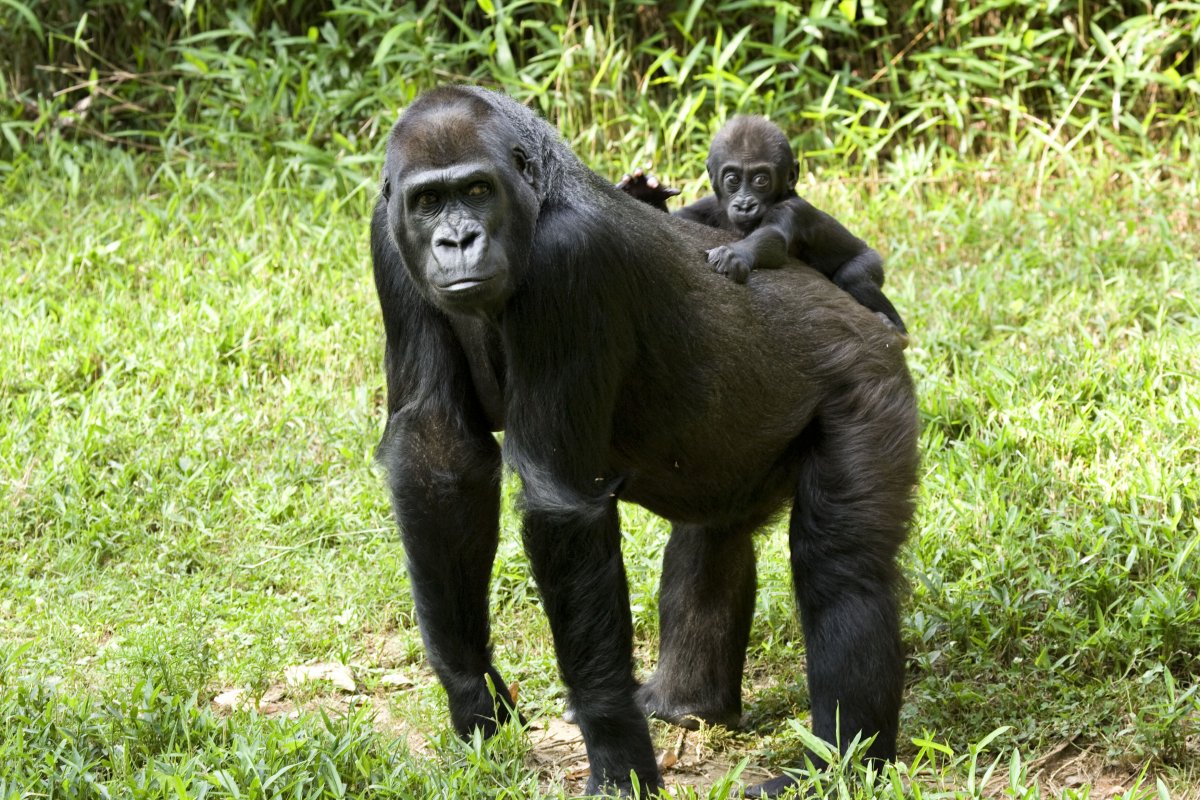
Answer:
[381,175,391,201]
[513,145,540,188]
[788,159,800,188]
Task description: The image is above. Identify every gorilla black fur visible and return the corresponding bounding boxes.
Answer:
[622,116,907,333]
[371,85,919,797]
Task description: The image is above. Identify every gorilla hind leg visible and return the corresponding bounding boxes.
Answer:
[638,521,758,729]
[790,392,917,763]
[744,394,916,798]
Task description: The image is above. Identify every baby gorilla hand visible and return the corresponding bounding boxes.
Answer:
[706,243,753,283]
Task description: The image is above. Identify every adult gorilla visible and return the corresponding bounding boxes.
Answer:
[371,85,918,797]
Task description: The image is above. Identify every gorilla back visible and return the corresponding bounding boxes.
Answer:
[372,85,918,797]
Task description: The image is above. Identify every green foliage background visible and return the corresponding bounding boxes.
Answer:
[3,0,1199,177]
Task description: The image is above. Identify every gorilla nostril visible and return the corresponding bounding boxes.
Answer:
[436,229,481,250]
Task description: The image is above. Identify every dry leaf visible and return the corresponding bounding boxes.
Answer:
[380,672,414,688]
[213,688,246,711]
[260,685,287,704]
[284,662,357,693]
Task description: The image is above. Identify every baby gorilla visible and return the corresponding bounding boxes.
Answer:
[621,116,907,332]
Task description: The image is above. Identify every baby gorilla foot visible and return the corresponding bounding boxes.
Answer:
[616,168,681,212]
[706,244,752,283]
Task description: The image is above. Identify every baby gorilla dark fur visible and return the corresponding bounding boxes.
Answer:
[623,115,907,333]
[372,85,918,797]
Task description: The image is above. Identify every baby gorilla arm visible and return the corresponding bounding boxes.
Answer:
[704,225,789,284]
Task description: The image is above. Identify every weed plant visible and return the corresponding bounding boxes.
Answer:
[2,1,1198,177]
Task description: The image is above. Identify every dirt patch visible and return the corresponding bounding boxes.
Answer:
[984,738,1187,800]
[212,681,1192,798]
[526,715,775,795]
[212,680,766,793]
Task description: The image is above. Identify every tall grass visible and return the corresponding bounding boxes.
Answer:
[2,0,1198,177]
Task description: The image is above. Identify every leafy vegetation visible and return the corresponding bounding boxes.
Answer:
[1,1,1198,797]
[3,0,1199,177]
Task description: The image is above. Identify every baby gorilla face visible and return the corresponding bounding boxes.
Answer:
[705,116,799,235]
[714,162,784,233]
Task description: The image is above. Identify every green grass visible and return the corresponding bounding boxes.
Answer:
[2,137,1198,798]
[3,2,1197,794]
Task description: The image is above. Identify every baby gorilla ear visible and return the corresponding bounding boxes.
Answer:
[381,175,392,201]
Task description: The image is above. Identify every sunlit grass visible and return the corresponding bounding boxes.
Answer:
[2,140,1197,797]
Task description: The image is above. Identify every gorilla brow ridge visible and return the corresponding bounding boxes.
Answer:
[391,101,491,169]
[445,86,575,203]
[392,86,579,207]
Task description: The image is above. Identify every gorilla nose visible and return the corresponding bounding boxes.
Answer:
[435,228,480,251]
[432,221,489,273]
[433,221,488,263]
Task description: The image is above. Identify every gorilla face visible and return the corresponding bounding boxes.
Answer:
[706,115,799,235]
[382,95,538,316]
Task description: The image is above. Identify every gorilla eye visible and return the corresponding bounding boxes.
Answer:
[752,174,770,188]
[724,174,741,189]
[415,191,440,209]
[467,182,491,198]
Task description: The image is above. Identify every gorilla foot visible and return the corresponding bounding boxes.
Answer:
[635,680,741,730]
[448,668,523,738]
[574,706,663,798]
[584,773,666,798]
[742,774,801,798]
[616,168,681,212]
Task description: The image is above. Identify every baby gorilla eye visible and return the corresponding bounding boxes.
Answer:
[723,174,741,189]
[752,174,770,188]
[467,182,491,198]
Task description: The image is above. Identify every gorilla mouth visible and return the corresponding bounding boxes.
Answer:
[728,210,762,233]
[442,277,491,292]
[432,273,507,309]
